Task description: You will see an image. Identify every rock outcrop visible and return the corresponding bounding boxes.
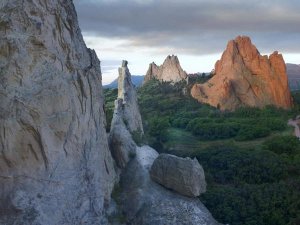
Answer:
[144,55,188,83]
[150,154,206,197]
[286,63,300,90]
[109,62,221,225]
[191,36,293,111]
[117,146,221,225]
[0,1,116,224]
[109,61,143,169]
[118,60,144,134]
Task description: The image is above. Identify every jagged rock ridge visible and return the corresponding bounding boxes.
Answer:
[0,1,116,224]
[144,55,188,83]
[191,36,293,111]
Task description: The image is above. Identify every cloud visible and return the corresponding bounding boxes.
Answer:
[74,0,300,55]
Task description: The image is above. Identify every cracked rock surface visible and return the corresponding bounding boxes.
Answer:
[0,1,116,224]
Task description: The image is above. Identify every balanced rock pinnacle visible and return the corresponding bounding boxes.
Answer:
[191,36,293,111]
[0,1,116,224]
[117,60,144,134]
[109,61,143,168]
[144,55,188,83]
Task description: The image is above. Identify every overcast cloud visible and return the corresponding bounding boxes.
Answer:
[74,0,300,54]
[73,0,300,84]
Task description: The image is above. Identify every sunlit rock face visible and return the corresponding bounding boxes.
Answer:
[191,36,293,111]
[109,61,143,169]
[117,61,144,134]
[0,1,116,224]
[144,55,188,84]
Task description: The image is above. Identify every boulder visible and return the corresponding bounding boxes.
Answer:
[117,147,221,225]
[144,55,188,83]
[191,36,293,111]
[150,154,206,197]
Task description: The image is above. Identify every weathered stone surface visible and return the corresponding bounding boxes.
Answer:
[150,154,206,197]
[0,1,116,224]
[109,99,136,169]
[117,60,144,134]
[109,61,143,169]
[108,61,220,225]
[191,36,293,111]
[117,146,221,225]
[144,55,188,83]
[286,63,300,90]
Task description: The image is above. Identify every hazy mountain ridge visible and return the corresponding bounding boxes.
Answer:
[287,63,300,90]
[104,75,144,88]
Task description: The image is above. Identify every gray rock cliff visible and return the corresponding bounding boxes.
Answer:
[0,1,116,224]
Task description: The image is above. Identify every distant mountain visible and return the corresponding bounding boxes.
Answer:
[286,63,300,91]
[104,75,145,89]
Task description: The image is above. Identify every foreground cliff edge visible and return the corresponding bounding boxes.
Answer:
[0,1,221,225]
[0,1,116,224]
[191,36,293,111]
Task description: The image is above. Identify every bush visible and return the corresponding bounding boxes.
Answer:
[192,146,287,184]
[263,136,300,155]
[235,126,270,141]
[186,118,240,140]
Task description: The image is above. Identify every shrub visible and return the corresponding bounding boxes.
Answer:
[235,126,270,141]
[263,135,300,155]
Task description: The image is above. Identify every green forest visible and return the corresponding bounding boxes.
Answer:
[104,79,300,225]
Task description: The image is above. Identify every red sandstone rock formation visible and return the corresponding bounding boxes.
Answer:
[191,36,293,111]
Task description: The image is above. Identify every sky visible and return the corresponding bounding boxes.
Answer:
[73,0,300,84]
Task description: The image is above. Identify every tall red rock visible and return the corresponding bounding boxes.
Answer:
[144,55,187,84]
[191,36,293,111]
